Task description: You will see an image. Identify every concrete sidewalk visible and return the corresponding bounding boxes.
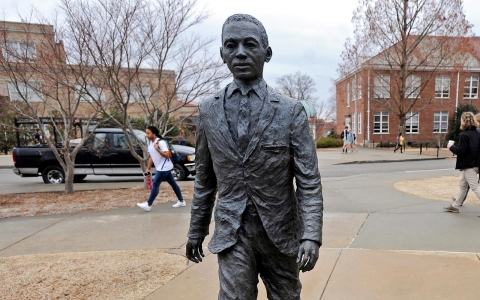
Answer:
[2,148,478,299]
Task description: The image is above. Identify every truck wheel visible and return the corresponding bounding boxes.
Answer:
[171,164,186,181]
[74,175,87,182]
[42,166,65,184]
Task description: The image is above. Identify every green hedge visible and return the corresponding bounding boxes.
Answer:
[316,137,343,148]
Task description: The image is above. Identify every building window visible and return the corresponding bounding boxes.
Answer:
[464,76,479,99]
[346,82,350,107]
[433,111,448,133]
[126,85,150,103]
[8,81,43,102]
[75,84,105,102]
[406,75,421,98]
[435,76,450,98]
[374,75,390,98]
[2,41,36,62]
[374,112,389,133]
[352,113,356,133]
[358,112,362,134]
[357,77,362,100]
[405,112,419,133]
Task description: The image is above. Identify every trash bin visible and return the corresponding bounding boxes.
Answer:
[407,140,412,146]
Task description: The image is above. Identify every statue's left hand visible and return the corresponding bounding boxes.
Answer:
[296,240,320,272]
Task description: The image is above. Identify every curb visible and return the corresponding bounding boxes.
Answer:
[335,157,447,165]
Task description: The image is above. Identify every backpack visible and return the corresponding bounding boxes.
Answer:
[396,136,400,143]
[340,130,345,139]
[162,139,181,164]
[353,133,356,141]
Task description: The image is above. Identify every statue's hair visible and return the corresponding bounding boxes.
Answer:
[221,14,269,48]
[474,113,480,127]
[460,111,476,130]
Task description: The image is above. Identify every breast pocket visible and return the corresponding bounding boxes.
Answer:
[261,143,288,154]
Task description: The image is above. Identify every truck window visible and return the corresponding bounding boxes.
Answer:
[113,133,139,148]
[93,133,108,148]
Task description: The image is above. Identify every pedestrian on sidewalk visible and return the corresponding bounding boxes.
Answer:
[393,133,404,153]
[444,112,480,214]
[137,126,185,212]
[348,130,358,153]
[451,112,480,207]
[341,126,349,154]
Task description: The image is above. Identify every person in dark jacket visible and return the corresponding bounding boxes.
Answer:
[444,112,480,213]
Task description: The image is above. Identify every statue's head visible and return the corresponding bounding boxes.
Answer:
[220,14,272,83]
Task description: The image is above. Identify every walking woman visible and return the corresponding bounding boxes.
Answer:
[137,126,186,211]
[444,112,480,214]
[393,133,404,153]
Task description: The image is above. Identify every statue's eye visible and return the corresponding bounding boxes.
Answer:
[246,41,257,48]
[225,42,235,49]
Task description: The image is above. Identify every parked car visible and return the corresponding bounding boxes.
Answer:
[12,128,195,183]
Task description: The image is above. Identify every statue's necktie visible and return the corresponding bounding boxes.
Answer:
[237,93,251,155]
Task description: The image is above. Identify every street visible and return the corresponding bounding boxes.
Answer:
[0,157,457,194]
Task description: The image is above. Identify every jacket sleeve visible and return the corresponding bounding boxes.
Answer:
[290,102,323,246]
[450,133,469,156]
[187,104,217,239]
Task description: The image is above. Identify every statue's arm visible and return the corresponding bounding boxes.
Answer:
[290,102,323,271]
[187,108,217,262]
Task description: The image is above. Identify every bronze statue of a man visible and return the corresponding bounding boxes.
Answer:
[186,14,323,300]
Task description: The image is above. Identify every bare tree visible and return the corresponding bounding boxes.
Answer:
[276,71,335,121]
[276,71,317,102]
[0,19,109,193]
[339,0,473,135]
[56,0,229,172]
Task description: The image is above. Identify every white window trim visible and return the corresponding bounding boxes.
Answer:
[464,76,479,99]
[358,112,362,134]
[2,41,36,62]
[405,112,420,134]
[406,75,421,98]
[346,82,350,107]
[124,85,151,103]
[435,75,450,99]
[373,111,389,134]
[433,111,449,133]
[357,78,362,100]
[374,75,390,99]
[352,113,356,133]
[8,81,43,102]
[75,84,106,102]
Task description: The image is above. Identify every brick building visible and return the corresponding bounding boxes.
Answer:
[335,37,480,147]
[0,21,197,123]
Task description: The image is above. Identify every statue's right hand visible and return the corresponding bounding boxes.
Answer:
[186,237,205,263]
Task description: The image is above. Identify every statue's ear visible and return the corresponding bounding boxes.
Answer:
[220,47,226,63]
[265,46,272,63]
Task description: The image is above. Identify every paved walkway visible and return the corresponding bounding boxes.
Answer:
[1,148,479,299]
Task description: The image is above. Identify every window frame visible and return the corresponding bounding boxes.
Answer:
[7,81,43,102]
[346,82,350,107]
[406,75,421,98]
[435,75,450,98]
[373,111,389,134]
[75,84,106,102]
[433,111,449,133]
[464,76,479,99]
[358,112,362,134]
[373,75,390,99]
[2,41,36,62]
[405,111,419,134]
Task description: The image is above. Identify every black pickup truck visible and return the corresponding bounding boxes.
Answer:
[12,128,196,183]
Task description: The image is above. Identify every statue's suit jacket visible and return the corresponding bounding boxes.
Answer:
[188,85,323,257]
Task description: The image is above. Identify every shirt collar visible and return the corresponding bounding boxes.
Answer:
[226,79,268,99]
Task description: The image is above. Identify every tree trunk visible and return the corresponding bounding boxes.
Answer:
[64,164,75,194]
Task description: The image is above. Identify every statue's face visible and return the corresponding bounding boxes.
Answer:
[221,21,272,83]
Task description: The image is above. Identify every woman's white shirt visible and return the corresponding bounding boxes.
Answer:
[148,138,173,171]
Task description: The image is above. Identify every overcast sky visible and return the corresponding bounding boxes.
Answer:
[3,0,480,100]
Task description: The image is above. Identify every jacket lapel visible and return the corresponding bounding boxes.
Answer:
[243,86,278,162]
[211,87,242,160]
